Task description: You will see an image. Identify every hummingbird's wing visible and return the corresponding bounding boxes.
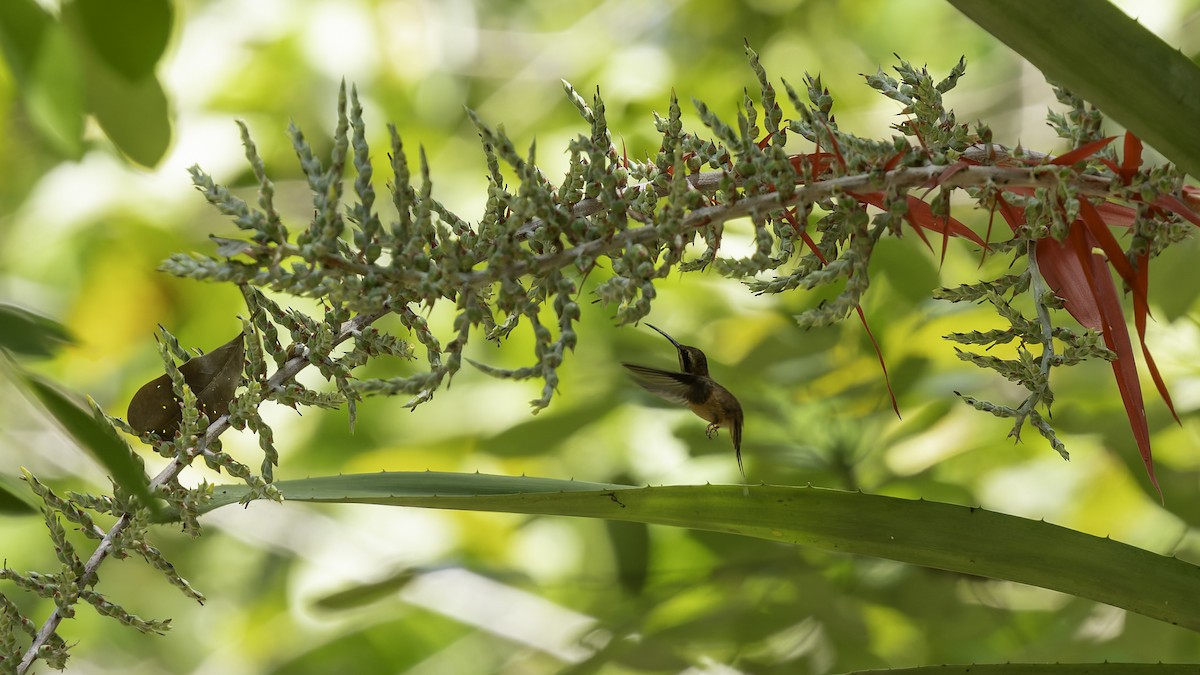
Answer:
[620,363,707,406]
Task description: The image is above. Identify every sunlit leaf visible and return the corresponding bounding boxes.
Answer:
[128,334,245,436]
[186,472,1200,632]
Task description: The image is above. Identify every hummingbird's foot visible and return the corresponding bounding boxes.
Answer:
[705,422,719,439]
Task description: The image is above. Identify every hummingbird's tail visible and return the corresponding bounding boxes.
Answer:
[732,414,744,481]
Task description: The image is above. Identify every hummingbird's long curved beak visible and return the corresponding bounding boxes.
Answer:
[645,323,683,350]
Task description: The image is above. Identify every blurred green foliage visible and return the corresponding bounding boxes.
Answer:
[2,0,1200,673]
[0,0,172,166]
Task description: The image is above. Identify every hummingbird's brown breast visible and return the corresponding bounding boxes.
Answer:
[622,324,745,478]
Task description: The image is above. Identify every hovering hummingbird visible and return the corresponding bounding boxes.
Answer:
[622,324,745,478]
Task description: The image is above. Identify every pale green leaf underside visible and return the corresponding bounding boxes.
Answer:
[193,472,1200,633]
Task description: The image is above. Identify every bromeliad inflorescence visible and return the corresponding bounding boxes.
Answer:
[165,46,1196,495]
[8,43,1199,672]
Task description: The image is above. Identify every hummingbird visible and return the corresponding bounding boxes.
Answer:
[622,324,745,478]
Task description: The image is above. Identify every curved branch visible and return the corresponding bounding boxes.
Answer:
[472,156,1114,286]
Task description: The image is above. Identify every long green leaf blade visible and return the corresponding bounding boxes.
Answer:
[19,369,160,515]
[193,472,1200,633]
[949,0,1200,178]
[0,471,39,514]
[0,303,74,358]
[188,472,631,514]
[852,665,1199,675]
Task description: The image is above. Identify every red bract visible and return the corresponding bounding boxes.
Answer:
[1120,132,1142,184]
[1037,222,1161,499]
[853,192,988,252]
[783,130,1198,481]
[788,152,835,179]
[788,211,901,418]
[986,131,1200,499]
[1077,197,1179,431]
[1153,193,1200,227]
[1049,136,1117,166]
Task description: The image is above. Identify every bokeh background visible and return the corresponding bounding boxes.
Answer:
[3,0,1200,672]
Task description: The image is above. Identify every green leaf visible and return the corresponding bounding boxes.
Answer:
[190,472,1200,633]
[483,395,619,456]
[128,334,245,437]
[949,0,1200,178]
[871,236,940,306]
[73,0,172,81]
[313,569,418,612]
[1148,236,1200,323]
[83,59,172,168]
[605,519,649,595]
[0,0,50,77]
[61,0,173,168]
[0,1,85,158]
[0,303,75,358]
[168,472,629,517]
[0,472,39,515]
[18,369,160,515]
